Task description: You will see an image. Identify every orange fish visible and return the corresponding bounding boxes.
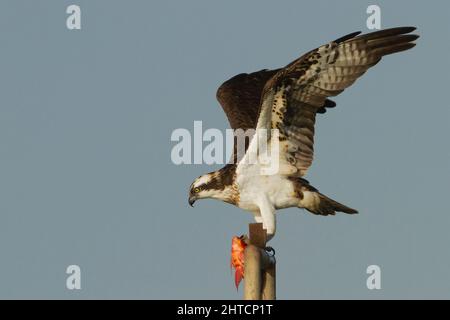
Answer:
[230,236,247,289]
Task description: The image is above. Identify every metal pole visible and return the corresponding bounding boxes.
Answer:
[243,245,262,300]
[262,262,276,300]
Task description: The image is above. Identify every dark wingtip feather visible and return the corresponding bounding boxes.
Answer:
[373,42,416,56]
[368,34,419,49]
[323,99,337,108]
[358,26,418,41]
[334,31,362,43]
[317,99,337,114]
[334,27,418,46]
[400,26,417,33]
[354,27,419,56]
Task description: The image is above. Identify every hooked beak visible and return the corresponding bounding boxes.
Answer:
[188,196,196,207]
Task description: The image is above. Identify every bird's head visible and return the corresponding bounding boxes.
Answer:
[188,165,238,207]
[188,173,219,207]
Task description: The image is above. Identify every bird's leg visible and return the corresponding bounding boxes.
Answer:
[255,214,276,253]
[231,203,275,288]
[254,213,275,241]
[257,194,276,241]
[265,246,275,256]
[254,215,263,224]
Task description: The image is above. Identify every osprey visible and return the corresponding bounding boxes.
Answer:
[188,27,418,240]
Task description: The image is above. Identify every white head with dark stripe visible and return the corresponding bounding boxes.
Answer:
[188,165,237,207]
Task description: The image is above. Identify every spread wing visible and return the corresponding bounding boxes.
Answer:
[216,69,279,163]
[256,27,419,176]
[216,70,337,163]
[216,69,280,131]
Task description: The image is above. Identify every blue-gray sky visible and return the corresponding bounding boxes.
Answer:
[0,0,449,299]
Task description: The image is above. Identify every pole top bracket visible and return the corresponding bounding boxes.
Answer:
[248,223,267,248]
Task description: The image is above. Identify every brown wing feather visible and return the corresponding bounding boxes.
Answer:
[216,69,280,163]
[259,27,418,176]
[216,70,336,164]
[216,69,280,131]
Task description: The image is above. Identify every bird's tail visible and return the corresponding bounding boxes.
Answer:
[317,193,358,216]
[290,177,358,216]
[301,190,358,216]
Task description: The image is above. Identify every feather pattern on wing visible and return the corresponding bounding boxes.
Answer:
[216,70,279,163]
[256,27,418,176]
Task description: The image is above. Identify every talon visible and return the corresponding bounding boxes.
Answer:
[265,246,275,256]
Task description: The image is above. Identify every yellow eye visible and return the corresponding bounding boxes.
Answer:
[194,188,200,193]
